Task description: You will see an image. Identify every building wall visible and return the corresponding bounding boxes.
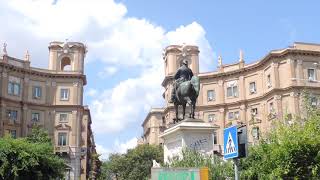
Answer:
[142,42,320,153]
[0,41,98,180]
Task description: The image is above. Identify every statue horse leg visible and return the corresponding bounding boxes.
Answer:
[182,103,186,120]
[174,103,179,123]
[191,101,196,119]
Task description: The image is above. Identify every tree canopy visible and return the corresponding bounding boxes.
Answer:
[99,144,163,180]
[0,127,66,179]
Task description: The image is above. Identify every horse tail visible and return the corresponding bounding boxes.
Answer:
[191,76,200,97]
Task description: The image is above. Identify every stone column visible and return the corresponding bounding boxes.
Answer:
[287,58,296,86]
[275,95,282,120]
[297,60,304,86]
[218,108,225,145]
[0,102,6,136]
[46,80,51,105]
[218,80,225,104]
[239,76,245,100]
[290,92,300,118]
[272,62,280,88]
[2,71,8,97]
[240,104,246,123]
[22,104,28,137]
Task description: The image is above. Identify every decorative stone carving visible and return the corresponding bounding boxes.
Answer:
[240,104,246,110]
[275,95,282,100]
[25,50,30,61]
[239,50,244,62]
[51,82,56,86]
[73,82,79,87]
[219,108,225,113]
[297,60,303,65]
[218,55,222,67]
[24,77,29,83]
[2,43,7,55]
[218,80,224,86]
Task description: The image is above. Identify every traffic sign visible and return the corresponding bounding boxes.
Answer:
[223,125,238,159]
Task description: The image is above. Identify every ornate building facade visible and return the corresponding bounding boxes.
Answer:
[141,42,320,154]
[0,41,100,179]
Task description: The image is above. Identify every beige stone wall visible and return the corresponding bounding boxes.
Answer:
[143,42,320,152]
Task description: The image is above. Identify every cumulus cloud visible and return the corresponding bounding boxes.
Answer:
[0,0,215,153]
[98,66,118,78]
[96,137,137,160]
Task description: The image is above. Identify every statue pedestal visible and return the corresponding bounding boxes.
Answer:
[159,118,219,163]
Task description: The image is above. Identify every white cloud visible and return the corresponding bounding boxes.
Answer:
[96,137,137,161]
[0,0,215,143]
[98,66,118,78]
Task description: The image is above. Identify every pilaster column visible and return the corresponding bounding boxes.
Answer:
[46,80,51,105]
[51,81,57,105]
[290,92,300,117]
[287,59,296,85]
[218,108,225,145]
[272,62,280,88]
[0,102,6,136]
[297,60,303,86]
[22,104,28,136]
[22,77,29,102]
[239,76,245,100]
[275,95,282,120]
[240,104,246,123]
[2,71,7,96]
[218,80,225,104]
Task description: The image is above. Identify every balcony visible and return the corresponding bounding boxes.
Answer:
[3,119,20,126]
[55,146,70,154]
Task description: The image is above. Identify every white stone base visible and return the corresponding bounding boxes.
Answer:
[159,118,219,163]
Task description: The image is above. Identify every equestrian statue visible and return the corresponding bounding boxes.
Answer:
[169,59,200,123]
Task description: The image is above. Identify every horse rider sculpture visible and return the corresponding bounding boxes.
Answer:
[169,59,194,104]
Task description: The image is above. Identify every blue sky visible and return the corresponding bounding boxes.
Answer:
[0,0,320,159]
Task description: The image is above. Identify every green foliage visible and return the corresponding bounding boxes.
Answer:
[167,149,233,180]
[99,144,163,180]
[0,127,66,179]
[26,125,52,145]
[241,104,320,179]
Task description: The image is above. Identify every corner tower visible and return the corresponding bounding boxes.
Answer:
[163,44,199,77]
[48,41,87,73]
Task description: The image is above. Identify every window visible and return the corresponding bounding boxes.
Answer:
[10,130,17,139]
[33,86,42,99]
[251,108,258,116]
[208,114,216,122]
[267,74,272,88]
[213,132,218,145]
[60,89,69,100]
[8,82,20,96]
[308,69,316,81]
[269,102,275,114]
[60,113,68,122]
[227,86,238,97]
[228,111,239,120]
[249,82,257,94]
[207,90,215,102]
[252,127,259,140]
[7,110,18,122]
[311,97,318,107]
[58,132,68,146]
[31,113,40,122]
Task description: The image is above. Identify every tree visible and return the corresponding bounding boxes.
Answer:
[0,127,66,179]
[167,149,234,180]
[241,97,320,179]
[99,144,163,180]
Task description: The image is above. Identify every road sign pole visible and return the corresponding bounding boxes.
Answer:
[233,159,239,180]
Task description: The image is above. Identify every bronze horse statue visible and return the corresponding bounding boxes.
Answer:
[173,76,200,123]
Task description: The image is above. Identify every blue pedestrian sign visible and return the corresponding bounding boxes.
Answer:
[223,125,238,159]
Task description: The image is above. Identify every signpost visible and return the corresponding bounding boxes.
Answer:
[224,125,239,180]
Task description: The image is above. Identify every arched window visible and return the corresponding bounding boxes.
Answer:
[61,57,72,71]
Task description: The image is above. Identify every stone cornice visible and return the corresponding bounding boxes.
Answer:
[161,48,320,87]
[0,61,87,85]
[141,108,165,127]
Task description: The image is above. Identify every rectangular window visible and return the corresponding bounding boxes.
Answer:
[207,90,215,102]
[208,114,216,122]
[7,110,18,122]
[252,127,259,140]
[267,74,272,88]
[228,111,239,120]
[249,82,257,94]
[33,86,42,99]
[10,130,17,139]
[60,113,68,122]
[227,86,238,97]
[58,132,67,146]
[308,69,316,81]
[251,108,258,116]
[31,113,40,122]
[8,82,20,96]
[213,132,218,145]
[311,97,318,107]
[60,89,69,100]
[269,102,274,114]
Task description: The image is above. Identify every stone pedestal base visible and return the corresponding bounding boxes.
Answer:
[159,118,219,163]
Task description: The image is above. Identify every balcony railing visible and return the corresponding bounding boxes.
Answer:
[55,146,70,154]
